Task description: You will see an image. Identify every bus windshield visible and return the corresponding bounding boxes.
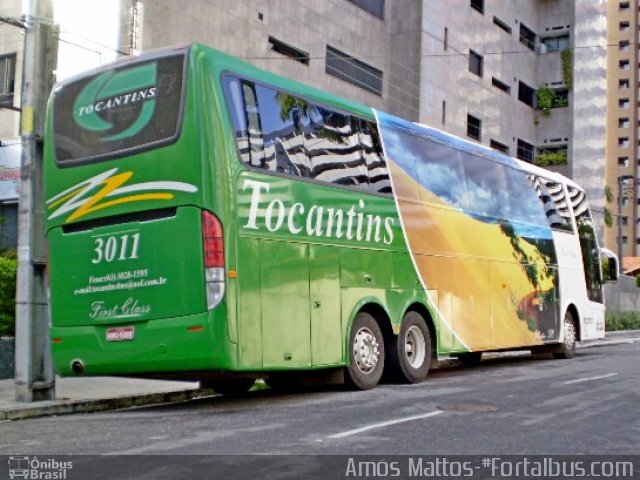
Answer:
[52,52,186,165]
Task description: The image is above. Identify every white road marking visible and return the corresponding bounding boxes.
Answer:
[563,373,618,385]
[326,410,444,439]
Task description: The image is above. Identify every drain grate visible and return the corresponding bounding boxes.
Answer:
[437,403,498,413]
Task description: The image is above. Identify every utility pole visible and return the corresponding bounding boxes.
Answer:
[14,0,58,402]
[617,175,635,264]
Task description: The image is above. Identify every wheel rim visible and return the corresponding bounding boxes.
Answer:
[564,316,576,351]
[353,327,380,374]
[404,325,426,369]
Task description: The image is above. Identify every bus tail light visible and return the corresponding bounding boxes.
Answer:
[202,210,225,310]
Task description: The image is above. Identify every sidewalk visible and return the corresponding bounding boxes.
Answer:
[0,377,202,421]
[0,330,638,422]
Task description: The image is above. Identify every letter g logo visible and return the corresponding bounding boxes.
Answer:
[73,62,157,142]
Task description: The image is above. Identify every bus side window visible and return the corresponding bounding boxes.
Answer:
[568,186,604,303]
[505,168,549,227]
[360,120,391,194]
[534,178,574,232]
[461,152,510,221]
[255,87,311,178]
[224,77,253,166]
[307,106,367,187]
[241,81,268,169]
[413,135,466,208]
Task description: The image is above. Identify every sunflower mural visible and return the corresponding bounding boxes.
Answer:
[376,111,560,352]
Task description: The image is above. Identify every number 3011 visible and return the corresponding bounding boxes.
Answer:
[92,233,140,264]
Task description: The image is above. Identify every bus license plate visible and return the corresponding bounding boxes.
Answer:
[106,327,135,342]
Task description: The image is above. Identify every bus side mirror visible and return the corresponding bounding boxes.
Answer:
[600,248,619,283]
[607,257,619,283]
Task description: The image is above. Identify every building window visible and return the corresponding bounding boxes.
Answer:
[444,27,448,50]
[442,100,446,125]
[619,156,629,167]
[325,45,383,96]
[467,114,481,141]
[518,81,535,107]
[493,16,511,34]
[0,53,17,108]
[622,217,629,227]
[619,59,630,70]
[620,98,630,108]
[619,1,630,11]
[492,77,511,94]
[619,118,630,128]
[619,137,630,148]
[490,139,509,154]
[620,78,630,89]
[517,139,534,163]
[268,37,310,65]
[470,0,484,14]
[346,0,384,20]
[542,34,569,52]
[519,23,536,51]
[620,21,630,31]
[469,50,483,77]
[619,40,631,51]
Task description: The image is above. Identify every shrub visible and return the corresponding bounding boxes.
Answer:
[605,311,640,331]
[0,256,17,337]
[535,151,567,167]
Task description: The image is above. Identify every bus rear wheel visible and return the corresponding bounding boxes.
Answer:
[345,312,385,390]
[386,311,431,384]
[553,311,577,359]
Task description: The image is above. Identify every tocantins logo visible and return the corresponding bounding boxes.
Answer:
[73,62,159,142]
[47,168,198,223]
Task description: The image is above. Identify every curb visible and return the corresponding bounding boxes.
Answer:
[602,329,640,339]
[0,388,208,422]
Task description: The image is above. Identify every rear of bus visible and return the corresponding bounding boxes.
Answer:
[45,45,230,377]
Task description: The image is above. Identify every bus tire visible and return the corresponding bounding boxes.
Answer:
[202,378,255,396]
[553,311,577,359]
[386,311,431,384]
[345,312,385,390]
[455,351,482,366]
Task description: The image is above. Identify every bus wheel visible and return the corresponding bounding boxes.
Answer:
[345,312,385,390]
[455,352,482,367]
[386,311,431,384]
[553,311,577,359]
[202,378,255,396]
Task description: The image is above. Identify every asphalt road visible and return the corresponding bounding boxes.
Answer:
[1,341,638,457]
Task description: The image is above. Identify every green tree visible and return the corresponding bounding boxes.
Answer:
[0,255,17,337]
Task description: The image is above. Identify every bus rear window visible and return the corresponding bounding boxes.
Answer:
[52,53,186,165]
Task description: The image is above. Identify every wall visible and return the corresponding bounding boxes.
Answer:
[571,0,607,241]
[0,0,23,140]
[139,0,389,112]
[604,275,640,313]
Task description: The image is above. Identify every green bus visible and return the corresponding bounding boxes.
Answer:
[45,44,616,392]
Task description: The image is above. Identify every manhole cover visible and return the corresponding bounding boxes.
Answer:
[437,403,498,413]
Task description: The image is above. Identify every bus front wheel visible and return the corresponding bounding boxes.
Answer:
[553,311,577,359]
[386,311,431,384]
[345,312,385,390]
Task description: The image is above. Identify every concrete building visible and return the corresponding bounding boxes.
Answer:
[606,0,639,258]
[0,0,23,249]
[0,0,608,248]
